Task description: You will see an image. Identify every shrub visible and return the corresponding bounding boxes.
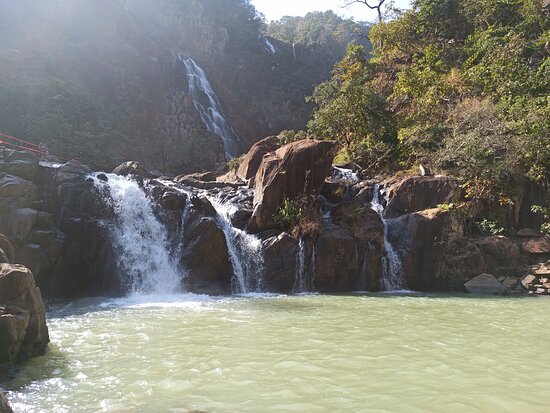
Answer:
[227,155,244,172]
[475,218,505,236]
[531,205,550,235]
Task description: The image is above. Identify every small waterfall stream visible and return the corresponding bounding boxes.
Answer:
[178,54,241,158]
[93,174,184,295]
[293,237,316,293]
[208,197,265,294]
[371,184,407,291]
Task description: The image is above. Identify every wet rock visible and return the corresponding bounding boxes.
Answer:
[54,160,93,183]
[464,273,507,295]
[182,217,232,295]
[261,233,298,292]
[236,135,280,185]
[314,226,361,292]
[385,176,460,218]
[0,264,49,364]
[160,191,186,211]
[250,140,335,231]
[522,237,550,255]
[0,392,13,413]
[112,161,152,178]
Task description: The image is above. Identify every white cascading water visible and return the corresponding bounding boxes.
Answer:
[177,54,241,159]
[293,237,316,293]
[370,184,407,291]
[331,166,359,183]
[208,197,265,294]
[263,37,276,54]
[93,174,183,295]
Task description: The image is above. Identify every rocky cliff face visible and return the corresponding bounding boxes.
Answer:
[0,0,347,173]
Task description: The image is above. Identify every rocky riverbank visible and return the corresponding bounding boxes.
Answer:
[1,139,549,299]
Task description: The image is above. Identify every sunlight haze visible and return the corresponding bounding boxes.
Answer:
[251,0,411,22]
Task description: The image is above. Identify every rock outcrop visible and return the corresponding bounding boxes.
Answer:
[250,140,336,232]
[112,161,152,178]
[386,176,461,218]
[236,136,280,185]
[0,263,49,365]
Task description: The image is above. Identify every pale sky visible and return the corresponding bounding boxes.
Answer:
[251,0,412,22]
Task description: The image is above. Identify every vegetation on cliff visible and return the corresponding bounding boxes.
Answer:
[307,0,549,206]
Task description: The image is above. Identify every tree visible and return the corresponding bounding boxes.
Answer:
[343,0,387,23]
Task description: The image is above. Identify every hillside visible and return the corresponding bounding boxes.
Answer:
[0,0,369,173]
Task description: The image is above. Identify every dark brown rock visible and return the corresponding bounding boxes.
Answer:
[182,217,232,295]
[54,160,93,183]
[0,264,49,364]
[517,228,543,238]
[0,174,37,198]
[261,233,299,292]
[522,237,550,254]
[385,176,460,218]
[236,135,280,185]
[250,140,336,231]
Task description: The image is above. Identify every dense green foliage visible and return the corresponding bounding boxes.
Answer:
[308,0,550,203]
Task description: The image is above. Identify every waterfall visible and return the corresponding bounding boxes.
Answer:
[208,197,265,294]
[93,174,184,295]
[292,43,296,59]
[331,166,359,183]
[293,237,316,293]
[370,184,407,291]
[263,37,276,54]
[177,54,241,159]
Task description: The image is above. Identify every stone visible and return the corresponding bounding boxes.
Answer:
[0,174,37,198]
[535,288,546,294]
[250,139,335,231]
[236,135,280,185]
[517,228,543,238]
[522,237,550,254]
[385,176,460,218]
[475,236,520,270]
[112,161,152,178]
[521,274,538,289]
[0,264,49,364]
[0,234,14,264]
[501,277,519,290]
[261,232,299,292]
[464,273,507,295]
[54,160,93,183]
[181,217,232,295]
[0,391,13,413]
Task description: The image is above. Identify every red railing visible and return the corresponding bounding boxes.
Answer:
[0,132,49,156]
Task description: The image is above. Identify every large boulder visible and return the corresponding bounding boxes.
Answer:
[386,176,460,218]
[522,237,550,255]
[314,226,362,292]
[261,232,299,292]
[0,264,49,365]
[249,140,336,231]
[0,174,37,199]
[236,135,280,185]
[112,161,152,178]
[181,216,232,295]
[474,236,520,276]
[464,273,507,295]
[386,208,467,290]
[54,160,93,184]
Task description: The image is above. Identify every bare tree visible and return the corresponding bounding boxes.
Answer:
[343,0,387,23]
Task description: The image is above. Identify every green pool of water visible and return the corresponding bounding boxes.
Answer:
[2,293,550,413]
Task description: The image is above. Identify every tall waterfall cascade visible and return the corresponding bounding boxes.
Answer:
[262,37,276,54]
[370,184,407,291]
[208,196,265,294]
[93,174,184,295]
[177,54,241,159]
